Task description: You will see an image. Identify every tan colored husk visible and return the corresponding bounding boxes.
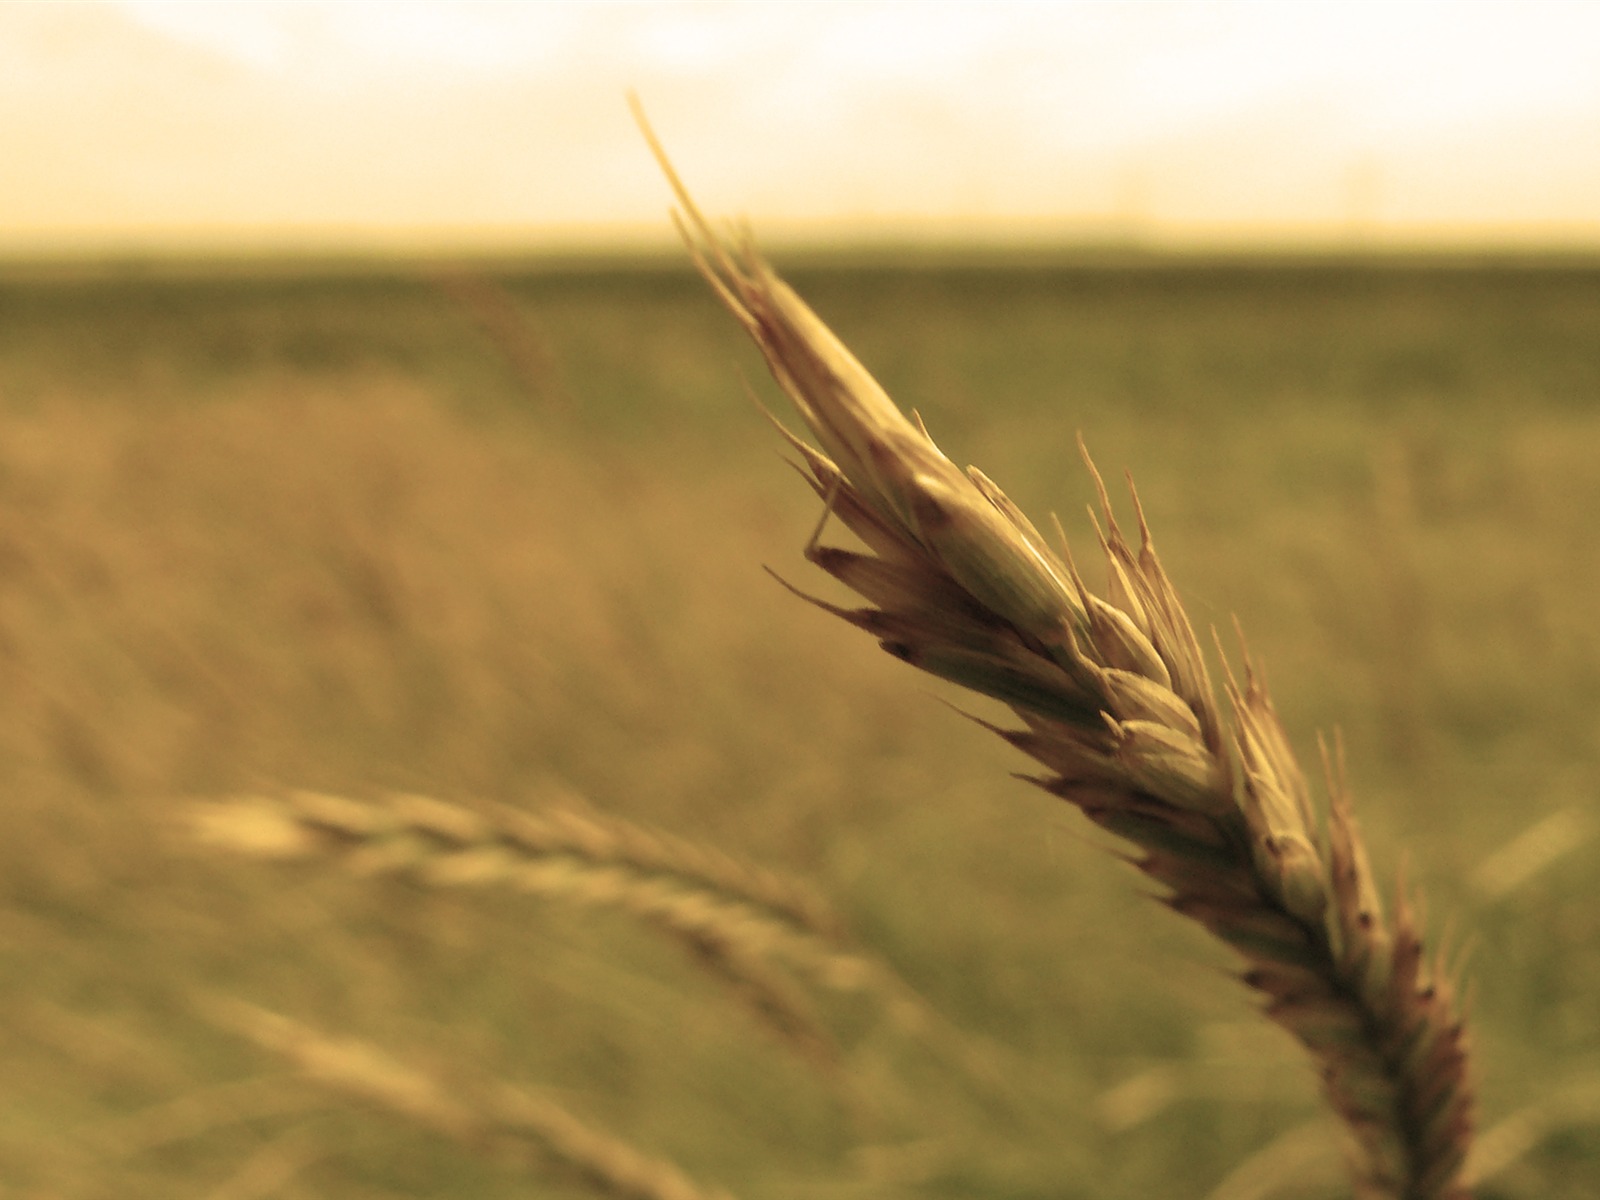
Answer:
[636,102,1475,1200]
[201,997,738,1200]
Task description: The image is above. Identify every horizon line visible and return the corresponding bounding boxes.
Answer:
[5,214,1600,265]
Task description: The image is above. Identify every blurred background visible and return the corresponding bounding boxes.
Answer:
[2,3,1597,1198]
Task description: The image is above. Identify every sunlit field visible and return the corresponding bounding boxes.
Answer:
[1,254,1597,1198]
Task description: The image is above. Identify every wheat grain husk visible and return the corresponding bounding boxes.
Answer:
[636,101,1475,1200]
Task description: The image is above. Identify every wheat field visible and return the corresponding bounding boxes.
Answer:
[0,251,1597,1197]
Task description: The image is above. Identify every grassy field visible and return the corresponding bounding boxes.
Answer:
[0,254,1596,1198]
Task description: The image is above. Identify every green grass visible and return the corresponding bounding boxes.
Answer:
[0,256,1597,1198]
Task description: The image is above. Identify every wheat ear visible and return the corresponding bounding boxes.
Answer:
[193,790,925,1060]
[636,107,1474,1200]
[195,790,859,1050]
[201,997,738,1200]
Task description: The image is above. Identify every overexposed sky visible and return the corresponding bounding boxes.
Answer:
[4,0,1599,253]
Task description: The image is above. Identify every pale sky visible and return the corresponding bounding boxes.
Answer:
[4,0,1600,254]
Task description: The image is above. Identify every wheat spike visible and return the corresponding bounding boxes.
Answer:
[196,786,834,935]
[194,789,1017,1108]
[637,104,1475,1200]
[200,997,738,1200]
[193,789,917,1062]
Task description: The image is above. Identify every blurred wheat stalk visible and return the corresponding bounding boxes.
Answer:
[193,786,1015,1194]
[635,102,1475,1199]
[200,997,737,1200]
[194,787,933,1060]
